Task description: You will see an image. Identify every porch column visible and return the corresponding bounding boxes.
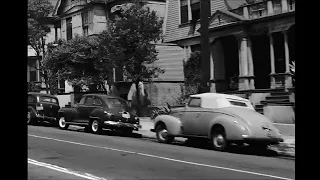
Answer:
[238,35,250,90]
[283,30,290,73]
[281,0,288,12]
[267,0,273,15]
[209,51,216,92]
[27,62,30,82]
[187,0,192,21]
[269,33,276,88]
[247,37,255,89]
[243,6,249,19]
[36,59,40,82]
[55,27,58,42]
[283,30,292,88]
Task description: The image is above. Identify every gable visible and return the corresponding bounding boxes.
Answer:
[198,9,247,32]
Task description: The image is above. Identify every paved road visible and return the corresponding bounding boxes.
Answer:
[28,125,295,180]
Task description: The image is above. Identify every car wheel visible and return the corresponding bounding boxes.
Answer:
[123,128,133,135]
[212,129,228,151]
[58,116,69,130]
[156,123,174,143]
[27,111,32,125]
[90,119,102,134]
[27,109,37,125]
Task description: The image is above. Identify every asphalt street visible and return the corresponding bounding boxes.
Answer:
[28,125,295,180]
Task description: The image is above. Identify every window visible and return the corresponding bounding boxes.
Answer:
[188,98,201,107]
[83,26,88,36]
[180,0,188,23]
[227,99,248,107]
[79,97,86,105]
[82,11,89,36]
[93,98,102,106]
[58,79,65,89]
[289,0,295,11]
[29,71,37,82]
[66,17,72,40]
[191,0,200,21]
[28,95,36,103]
[84,96,94,106]
[40,96,58,104]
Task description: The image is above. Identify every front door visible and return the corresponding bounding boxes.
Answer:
[76,96,96,123]
[181,97,202,136]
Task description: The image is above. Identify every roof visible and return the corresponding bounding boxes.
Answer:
[225,0,247,10]
[190,93,249,102]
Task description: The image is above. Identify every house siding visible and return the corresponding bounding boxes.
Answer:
[152,44,185,81]
[164,0,228,43]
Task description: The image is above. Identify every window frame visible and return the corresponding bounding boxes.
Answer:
[66,17,72,40]
[188,97,202,108]
[180,0,189,24]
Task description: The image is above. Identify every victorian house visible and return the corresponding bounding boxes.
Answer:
[51,0,186,106]
[163,0,295,123]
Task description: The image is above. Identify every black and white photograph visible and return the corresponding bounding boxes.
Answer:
[28,0,295,179]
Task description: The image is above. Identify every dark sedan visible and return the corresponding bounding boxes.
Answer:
[27,92,60,126]
[57,94,141,134]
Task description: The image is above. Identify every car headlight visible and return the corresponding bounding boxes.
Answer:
[234,121,248,131]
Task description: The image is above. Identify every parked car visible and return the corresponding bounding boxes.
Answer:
[57,94,141,134]
[151,93,283,151]
[27,92,60,125]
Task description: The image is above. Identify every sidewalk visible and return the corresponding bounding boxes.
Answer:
[138,117,295,158]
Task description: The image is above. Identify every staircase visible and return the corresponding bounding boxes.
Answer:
[255,91,295,115]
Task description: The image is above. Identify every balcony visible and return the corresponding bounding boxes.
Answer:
[229,0,295,20]
[248,1,268,19]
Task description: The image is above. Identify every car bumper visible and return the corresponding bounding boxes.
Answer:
[103,121,142,131]
[235,135,284,145]
[36,114,56,121]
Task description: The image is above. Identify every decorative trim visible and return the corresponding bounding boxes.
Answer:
[269,72,293,76]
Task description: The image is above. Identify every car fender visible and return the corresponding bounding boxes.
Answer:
[208,114,248,141]
[90,108,105,122]
[58,107,77,121]
[154,115,182,136]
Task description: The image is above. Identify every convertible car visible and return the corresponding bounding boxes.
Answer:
[57,94,141,134]
[152,93,283,151]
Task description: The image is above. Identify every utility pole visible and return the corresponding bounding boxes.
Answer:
[199,0,211,93]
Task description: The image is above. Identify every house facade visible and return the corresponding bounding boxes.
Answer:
[163,0,295,124]
[52,0,185,106]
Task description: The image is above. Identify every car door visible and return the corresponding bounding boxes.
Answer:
[180,97,202,136]
[76,96,96,123]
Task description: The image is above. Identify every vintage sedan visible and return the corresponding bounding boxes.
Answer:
[152,93,283,151]
[27,92,60,125]
[57,94,141,134]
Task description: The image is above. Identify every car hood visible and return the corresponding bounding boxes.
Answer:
[218,107,275,128]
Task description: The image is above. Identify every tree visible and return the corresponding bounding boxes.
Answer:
[28,0,54,93]
[44,35,113,93]
[183,51,202,94]
[100,1,164,116]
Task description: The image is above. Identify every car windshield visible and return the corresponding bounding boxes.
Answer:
[40,96,58,104]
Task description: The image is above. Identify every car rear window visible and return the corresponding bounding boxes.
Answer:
[108,98,127,106]
[40,96,58,104]
[228,100,248,107]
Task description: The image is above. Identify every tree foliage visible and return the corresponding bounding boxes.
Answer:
[28,0,53,56]
[102,1,165,82]
[44,35,113,89]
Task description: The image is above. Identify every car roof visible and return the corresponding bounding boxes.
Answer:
[190,93,249,102]
[28,92,57,98]
[83,93,120,99]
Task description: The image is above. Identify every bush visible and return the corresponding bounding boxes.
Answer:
[28,82,41,92]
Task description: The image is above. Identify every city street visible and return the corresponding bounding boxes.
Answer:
[28,125,295,180]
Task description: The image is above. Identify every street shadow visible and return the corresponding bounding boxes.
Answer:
[69,126,143,138]
[172,139,280,158]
